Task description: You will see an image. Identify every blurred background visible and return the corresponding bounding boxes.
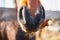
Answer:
[0,0,60,40]
[0,0,60,20]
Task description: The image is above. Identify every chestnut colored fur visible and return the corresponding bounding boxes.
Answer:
[0,19,48,40]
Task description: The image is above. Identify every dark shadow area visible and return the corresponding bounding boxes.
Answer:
[0,32,3,40]
[16,26,29,40]
[16,25,36,40]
